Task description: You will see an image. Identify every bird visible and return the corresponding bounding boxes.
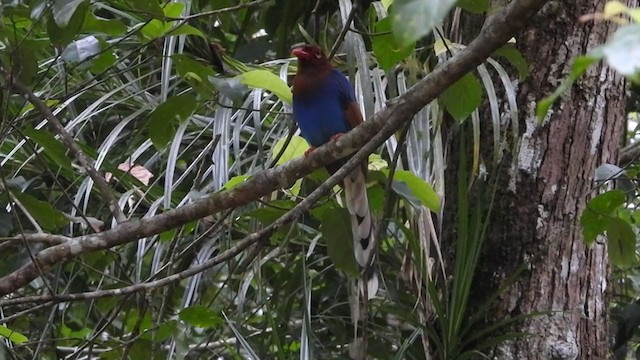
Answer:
[291,44,378,299]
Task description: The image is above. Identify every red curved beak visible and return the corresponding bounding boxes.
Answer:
[292,48,310,60]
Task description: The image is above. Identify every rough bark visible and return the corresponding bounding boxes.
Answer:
[476,1,635,358]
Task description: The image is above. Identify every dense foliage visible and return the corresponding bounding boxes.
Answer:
[0,0,639,359]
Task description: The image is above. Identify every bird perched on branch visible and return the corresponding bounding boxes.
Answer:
[291,44,378,299]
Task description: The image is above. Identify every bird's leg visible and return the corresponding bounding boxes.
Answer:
[304,146,317,157]
[330,133,344,142]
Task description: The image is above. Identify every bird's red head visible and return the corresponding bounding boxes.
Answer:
[292,45,330,70]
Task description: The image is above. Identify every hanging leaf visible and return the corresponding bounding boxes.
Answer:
[392,0,456,46]
[581,190,626,245]
[322,208,359,276]
[47,3,87,47]
[240,70,292,104]
[148,94,198,150]
[602,24,640,79]
[271,136,308,165]
[0,325,28,345]
[131,0,164,17]
[456,0,490,13]
[440,72,483,123]
[23,127,73,171]
[492,44,530,80]
[536,54,600,120]
[179,305,222,328]
[52,0,86,27]
[385,170,440,212]
[12,191,68,231]
[372,17,415,70]
[607,217,637,267]
[82,12,126,36]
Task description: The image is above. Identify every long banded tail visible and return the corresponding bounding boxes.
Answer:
[343,167,378,299]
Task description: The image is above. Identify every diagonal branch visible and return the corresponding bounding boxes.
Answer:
[0,0,548,297]
[0,118,392,307]
[0,67,127,223]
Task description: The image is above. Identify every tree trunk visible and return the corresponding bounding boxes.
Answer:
[476,1,634,358]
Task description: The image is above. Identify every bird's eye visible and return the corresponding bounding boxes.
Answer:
[314,50,322,58]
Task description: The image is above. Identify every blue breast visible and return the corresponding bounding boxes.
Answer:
[293,69,353,147]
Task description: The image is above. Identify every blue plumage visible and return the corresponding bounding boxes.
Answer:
[291,45,378,300]
[292,68,355,147]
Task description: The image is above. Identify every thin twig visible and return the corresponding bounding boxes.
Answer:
[329,2,359,60]
[0,114,399,307]
[0,67,127,223]
[123,0,269,21]
[0,0,549,296]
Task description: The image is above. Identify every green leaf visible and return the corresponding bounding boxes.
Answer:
[271,135,308,165]
[581,190,627,245]
[372,17,414,70]
[148,94,197,150]
[11,191,68,231]
[440,72,483,122]
[456,0,490,13]
[492,44,530,80]
[166,24,205,38]
[385,170,440,212]
[536,55,600,120]
[240,70,292,104]
[47,2,87,47]
[587,190,626,214]
[163,2,184,17]
[607,217,637,267]
[90,50,117,74]
[223,175,249,190]
[322,208,359,276]
[82,12,126,36]
[131,0,163,17]
[23,127,73,170]
[179,305,222,328]
[173,54,216,96]
[602,24,640,77]
[141,19,169,40]
[52,0,86,27]
[0,325,28,345]
[392,0,456,46]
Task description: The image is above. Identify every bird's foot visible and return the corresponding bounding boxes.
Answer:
[330,133,344,142]
[304,146,317,157]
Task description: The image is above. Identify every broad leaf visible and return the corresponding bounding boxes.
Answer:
[22,127,73,170]
[581,190,626,245]
[0,325,28,345]
[131,0,163,17]
[537,55,600,120]
[179,306,221,328]
[392,0,456,46]
[456,0,490,13]
[82,12,127,36]
[492,45,530,80]
[52,0,86,27]
[440,72,483,123]
[602,24,640,78]
[223,175,249,190]
[271,136,308,165]
[11,191,68,231]
[322,208,359,276]
[240,70,293,104]
[47,2,87,47]
[607,218,637,267]
[372,17,414,70]
[386,170,440,212]
[148,94,198,150]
